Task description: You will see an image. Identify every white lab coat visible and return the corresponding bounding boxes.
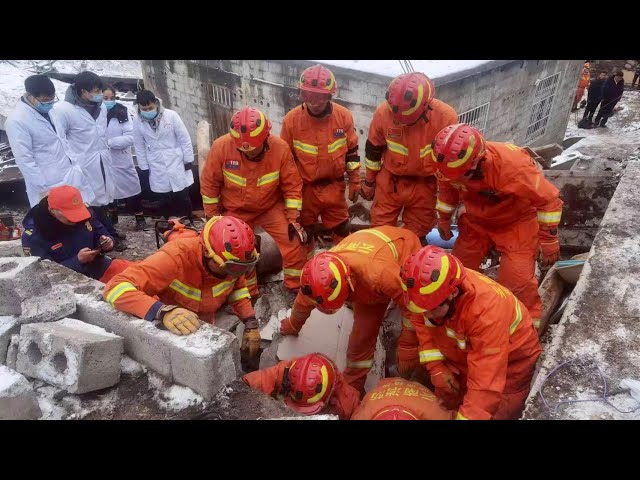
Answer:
[106,106,141,199]
[5,99,96,207]
[132,105,194,193]
[50,98,114,207]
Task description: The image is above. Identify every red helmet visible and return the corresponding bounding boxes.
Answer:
[386,72,435,125]
[200,216,259,276]
[431,123,486,181]
[299,252,350,314]
[284,353,337,415]
[401,246,466,312]
[584,62,591,69]
[372,406,419,420]
[299,64,337,96]
[229,107,271,152]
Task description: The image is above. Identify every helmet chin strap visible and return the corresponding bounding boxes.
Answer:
[241,137,270,162]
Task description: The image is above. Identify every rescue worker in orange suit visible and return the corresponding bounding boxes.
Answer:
[200,107,307,300]
[280,65,361,254]
[351,377,454,420]
[573,62,591,111]
[432,124,563,330]
[279,226,424,394]
[243,352,360,420]
[361,72,458,243]
[400,246,542,420]
[103,216,262,364]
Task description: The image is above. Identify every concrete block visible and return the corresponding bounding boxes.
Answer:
[6,335,19,370]
[17,283,76,325]
[0,365,42,420]
[16,318,124,394]
[0,257,51,316]
[0,239,24,258]
[72,293,241,400]
[0,316,20,365]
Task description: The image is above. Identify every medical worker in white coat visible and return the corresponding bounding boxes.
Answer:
[5,74,95,207]
[102,86,147,231]
[132,89,194,219]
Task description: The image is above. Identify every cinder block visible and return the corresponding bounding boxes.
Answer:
[73,293,241,400]
[0,365,42,420]
[0,316,20,365]
[0,239,24,258]
[16,318,124,394]
[0,257,51,316]
[17,283,76,325]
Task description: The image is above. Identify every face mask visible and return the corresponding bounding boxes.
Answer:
[90,93,103,103]
[34,101,55,113]
[104,100,116,110]
[141,109,158,120]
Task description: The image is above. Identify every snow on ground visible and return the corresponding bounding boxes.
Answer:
[24,60,141,80]
[147,371,204,412]
[314,60,493,79]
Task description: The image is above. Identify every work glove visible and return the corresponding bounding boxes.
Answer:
[348,182,361,202]
[159,306,201,336]
[288,221,308,244]
[429,362,460,396]
[240,317,261,364]
[360,180,375,201]
[280,316,302,336]
[539,228,560,267]
[437,218,454,241]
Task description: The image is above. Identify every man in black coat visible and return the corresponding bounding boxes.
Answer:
[594,71,625,127]
[583,70,608,122]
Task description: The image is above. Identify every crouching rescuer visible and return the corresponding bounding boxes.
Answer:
[103,216,262,363]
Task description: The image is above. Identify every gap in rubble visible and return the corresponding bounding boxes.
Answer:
[52,352,68,374]
[27,342,43,364]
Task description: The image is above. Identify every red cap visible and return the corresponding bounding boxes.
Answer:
[48,185,91,222]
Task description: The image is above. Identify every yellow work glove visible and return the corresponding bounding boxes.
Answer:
[240,317,261,366]
[160,307,201,336]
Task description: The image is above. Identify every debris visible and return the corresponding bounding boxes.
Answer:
[0,365,42,420]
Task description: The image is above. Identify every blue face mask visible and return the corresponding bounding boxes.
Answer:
[91,93,103,103]
[104,100,117,110]
[34,101,55,113]
[141,109,158,120]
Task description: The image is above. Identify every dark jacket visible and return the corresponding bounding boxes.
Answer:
[21,197,114,279]
[601,76,624,104]
[587,77,606,103]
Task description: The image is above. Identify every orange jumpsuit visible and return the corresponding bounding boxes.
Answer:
[436,142,563,329]
[350,377,454,420]
[366,99,458,239]
[576,69,591,104]
[103,237,255,324]
[280,102,360,250]
[289,226,423,393]
[413,269,542,420]
[243,358,361,420]
[200,134,306,293]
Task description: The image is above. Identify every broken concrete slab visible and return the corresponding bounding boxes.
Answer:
[16,318,124,394]
[6,334,19,370]
[0,239,24,258]
[214,311,242,332]
[0,316,19,365]
[0,257,51,316]
[16,283,76,325]
[0,365,42,420]
[274,306,385,392]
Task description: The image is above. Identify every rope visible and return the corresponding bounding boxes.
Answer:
[538,355,640,416]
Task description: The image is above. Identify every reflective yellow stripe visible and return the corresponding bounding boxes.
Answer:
[212,280,235,298]
[385,139,409,156]
[346,161,360,171]
[257,170,280,186]
[328,137,347,154]
[436,199,456,213]
[283,268,302,278]
[420,144,433,158]
[245,275,257,286]
[293,140,318,155]
[419,349,445,363]
[285,198,302,209]
[106,282,137,306]
[533,317,541,330]
[228,287,250,303]
[169,280,202,302]
[365,158,382,171]
[446,327,467,350]
[510,299,523,335]
[347,359,374,369]
[401,316,415,330]
[504,143,518,151]
[537,211,562,224]
[353,229,398,260]
[223,170,247,187]
[202,195,219,204]
[456,412,468,420]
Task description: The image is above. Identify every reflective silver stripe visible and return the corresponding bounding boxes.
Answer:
[419,349,444,363]
[401,316,415,330]
[347,359,374,369]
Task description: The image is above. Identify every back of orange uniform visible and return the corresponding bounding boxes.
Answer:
[103,237,255,324]
[351,378,454,420]
[242,359,361,420]
[412,269,542,420]
[365,99,458,238]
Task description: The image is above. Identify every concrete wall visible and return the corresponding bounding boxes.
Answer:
[140,59,584,161]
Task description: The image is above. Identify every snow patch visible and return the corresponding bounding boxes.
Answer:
[147,371,203,412]
[314,60,493,80]
[58,318,121,339]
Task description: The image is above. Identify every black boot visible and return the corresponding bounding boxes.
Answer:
[108,208,119,226]
[135,214,149,231]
